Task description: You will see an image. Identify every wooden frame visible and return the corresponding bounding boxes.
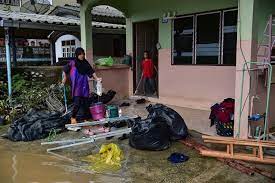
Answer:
[201,135,275,164]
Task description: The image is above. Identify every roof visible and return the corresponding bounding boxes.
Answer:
[0,10,79,26]
[0,10,126,30]
[61,4,125,18]
[92,5,124,18]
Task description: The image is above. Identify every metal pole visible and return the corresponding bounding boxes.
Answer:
[4,27,12,96]
[264,63,272,140]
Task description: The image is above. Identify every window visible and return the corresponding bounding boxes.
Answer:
[223,10,238,65]
[172,9,237,65]
[61,40,76,58]
[0,0,20,6]
[173,16,194,64]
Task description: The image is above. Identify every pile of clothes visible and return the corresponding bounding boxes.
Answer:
[129,104,188,151]
[209,98,235,137]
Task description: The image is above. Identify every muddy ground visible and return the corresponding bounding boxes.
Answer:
[0,100,274,183]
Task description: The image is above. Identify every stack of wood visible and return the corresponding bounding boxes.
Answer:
[181,137,275,180]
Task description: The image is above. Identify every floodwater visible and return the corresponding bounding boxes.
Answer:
[0,101,274,183]
[0,147,95,183]
[0,133,126,183]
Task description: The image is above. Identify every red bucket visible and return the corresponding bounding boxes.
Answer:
[89,102,106,121]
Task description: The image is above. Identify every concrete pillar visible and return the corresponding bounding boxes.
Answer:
[4,27,12,96]
[80,0,93,63]
[234,0,258,138]
[126,18,134,96]
[50,40,56,65]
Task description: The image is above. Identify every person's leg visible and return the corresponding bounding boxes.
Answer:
[149,78,156,95]
[144,78,150,96]
[83,97,91,120]
[71,97,80,124]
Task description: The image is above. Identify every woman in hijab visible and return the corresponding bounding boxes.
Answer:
[62,47,101,124]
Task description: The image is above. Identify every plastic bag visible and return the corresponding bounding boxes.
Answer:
[129,104,188,151]
[95,57,114,66]
[129,117,171,151]
[146,104,188,140]
[82,143,123,172]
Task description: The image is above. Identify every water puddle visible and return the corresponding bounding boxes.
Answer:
[0,146,122,183]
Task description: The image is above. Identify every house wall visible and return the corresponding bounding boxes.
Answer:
[55,34,81,62]
[125,0,238,110]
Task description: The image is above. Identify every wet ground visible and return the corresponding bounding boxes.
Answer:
[0,100,274,183]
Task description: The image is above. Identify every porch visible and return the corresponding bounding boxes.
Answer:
[78,0,275,138]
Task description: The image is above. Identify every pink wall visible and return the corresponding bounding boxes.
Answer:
[90,65,130,100]
[156,48,236,110]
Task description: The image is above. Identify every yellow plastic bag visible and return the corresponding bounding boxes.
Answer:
[82,143,123,172]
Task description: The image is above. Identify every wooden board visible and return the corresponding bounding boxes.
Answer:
[201,135,275,164]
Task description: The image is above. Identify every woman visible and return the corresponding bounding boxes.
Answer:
[62,47,101,124]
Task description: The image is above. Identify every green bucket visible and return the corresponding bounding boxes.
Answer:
[107,105,119,118]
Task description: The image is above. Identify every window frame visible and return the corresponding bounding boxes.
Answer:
[171,7,238,66]
[0,0,20,6]
[61,39,76,58]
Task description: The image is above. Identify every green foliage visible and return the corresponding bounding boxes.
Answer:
[0,73,70,124]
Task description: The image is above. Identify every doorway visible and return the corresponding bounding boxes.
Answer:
[133,19,159,97]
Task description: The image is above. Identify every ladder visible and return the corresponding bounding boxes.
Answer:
[257,15,275,67]
[201,135,275,164]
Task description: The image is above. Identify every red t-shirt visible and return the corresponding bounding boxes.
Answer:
[142,59,154,78]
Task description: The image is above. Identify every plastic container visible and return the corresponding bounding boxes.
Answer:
[89,102,106,121]
[107,105,119,118]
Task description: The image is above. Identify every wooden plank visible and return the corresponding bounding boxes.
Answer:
[230,144,234,157]
[259,145,264,160]
[203,139,275,148]
[227,145,230,154]
[202,135,275,145]
[201,150,275,164]
[180,139,275,179]
[252,147,257,156]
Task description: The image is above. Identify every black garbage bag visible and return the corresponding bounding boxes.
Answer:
[146,104,188,140]
[89,90,116,105]
[5,109,68,141]
[129,117,171,151]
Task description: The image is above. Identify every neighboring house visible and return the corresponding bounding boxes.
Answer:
[77,0,275,137]
[49,4,126,63]
[0,1,126,64]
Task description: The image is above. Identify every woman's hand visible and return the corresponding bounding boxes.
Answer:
[92,73,102,81]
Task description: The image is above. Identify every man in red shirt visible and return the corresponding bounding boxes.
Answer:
[141,51,156,96]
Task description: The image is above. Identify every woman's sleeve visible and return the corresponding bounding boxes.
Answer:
[87,66,95,78]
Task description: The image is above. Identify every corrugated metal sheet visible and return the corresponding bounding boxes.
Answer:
[0,10,126,29]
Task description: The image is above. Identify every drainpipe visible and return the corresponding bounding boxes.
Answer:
[4,27,12,97]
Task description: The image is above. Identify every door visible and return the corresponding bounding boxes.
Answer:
[133,19,159,96]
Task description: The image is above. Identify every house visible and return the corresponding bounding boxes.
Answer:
[77,0,275,138]
[0,0,126,64]
[48,4,126,63]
